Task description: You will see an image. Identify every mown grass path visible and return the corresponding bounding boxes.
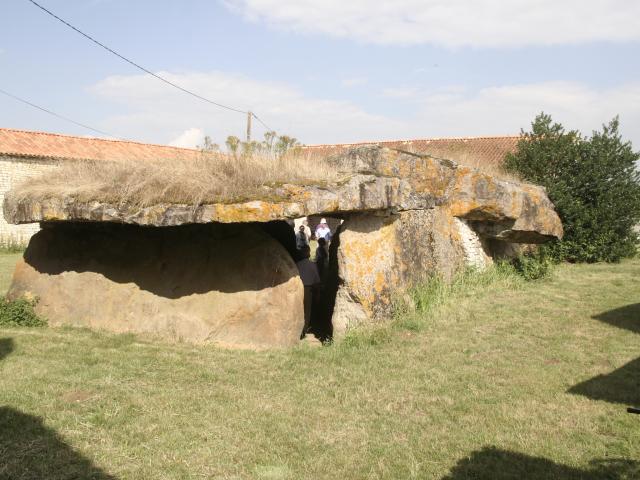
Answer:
[0,256,638,479]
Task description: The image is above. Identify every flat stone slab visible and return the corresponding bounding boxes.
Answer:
[4,147,563,243]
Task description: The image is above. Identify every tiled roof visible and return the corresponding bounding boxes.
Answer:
[305,135,521,167]
[0,128,202,162]
[0,128,521,167]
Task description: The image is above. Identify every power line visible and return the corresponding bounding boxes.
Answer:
[251,112,274,134]
[26,0,269,126]
[0,87,119,138]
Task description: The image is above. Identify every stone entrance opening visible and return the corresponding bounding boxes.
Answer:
[270,216,343,343]
[304,216,343,342]
[311,219,343,341]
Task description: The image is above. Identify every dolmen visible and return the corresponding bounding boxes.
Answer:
[3,146,563,349]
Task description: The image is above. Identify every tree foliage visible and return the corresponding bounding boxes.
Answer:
[197,136,220,153]
[224,131,301,159]
[505,113,640,263]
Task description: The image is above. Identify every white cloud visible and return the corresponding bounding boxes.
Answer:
[89,71,640,147]
[382,87,423,99]
[224,0,640,48]
[400,81,640,145]
[89,70,405,145]
[169,127,205,148]
[341,77,368,88]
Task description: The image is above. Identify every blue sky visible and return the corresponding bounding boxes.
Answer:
[1,0,639,148]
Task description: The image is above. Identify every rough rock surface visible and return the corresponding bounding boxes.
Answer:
[331,208,483,333]
[5,147,562,242]
[8,222,304,349]
[4,146,564,345]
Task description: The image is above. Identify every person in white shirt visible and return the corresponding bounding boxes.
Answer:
[296,246,320,337]
[315,218,332,242]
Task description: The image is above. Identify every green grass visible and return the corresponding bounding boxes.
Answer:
[0,252,22,294]
[0,253,638,479]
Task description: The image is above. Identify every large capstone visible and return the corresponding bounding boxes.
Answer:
[7,222,304,349]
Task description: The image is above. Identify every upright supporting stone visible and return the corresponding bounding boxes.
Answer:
[8,222,304,349]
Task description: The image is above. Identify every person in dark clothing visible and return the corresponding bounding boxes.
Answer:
[315,237,329,281]
[296,224,310,250]
[296,245,320,337]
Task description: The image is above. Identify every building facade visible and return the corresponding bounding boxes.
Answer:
[0,128,202,245]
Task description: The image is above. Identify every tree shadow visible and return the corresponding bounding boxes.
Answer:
[567,303,640,405]
[592,303,640,334]
[568,357,640,405]
[0,406,117,479]
[0,338,14,362]
[442,447,639,480]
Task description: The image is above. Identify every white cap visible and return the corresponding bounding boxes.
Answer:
[320,218,327,224]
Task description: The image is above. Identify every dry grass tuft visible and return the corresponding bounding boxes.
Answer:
[10,151,339,207]
[10,144,521,208]
[393,144,521,182]
[450,151,522,182]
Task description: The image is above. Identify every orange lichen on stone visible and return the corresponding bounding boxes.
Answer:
[207,202,285,223]
[338,215,399,316]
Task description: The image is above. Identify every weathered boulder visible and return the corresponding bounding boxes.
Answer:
[7,222,304,349]
[330,208,491,333]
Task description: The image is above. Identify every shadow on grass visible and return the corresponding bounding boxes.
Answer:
[0,338,13,362]
[443,447,639,480]
[568,357,640,405]
[592,303,640,334]
[0,407,117,479]
[567,303,640,406]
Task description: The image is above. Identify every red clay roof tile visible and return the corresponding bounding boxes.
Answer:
[0,128,202,162]
[305,135,521,167]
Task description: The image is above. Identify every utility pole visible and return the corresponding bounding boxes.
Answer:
[246,111,252,143]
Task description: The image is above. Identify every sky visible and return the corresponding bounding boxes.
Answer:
[0,0,639,149]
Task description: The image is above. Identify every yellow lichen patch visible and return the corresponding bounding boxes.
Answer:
[207,201,287,223]
[374,149,455,198]
[339,215,400,315]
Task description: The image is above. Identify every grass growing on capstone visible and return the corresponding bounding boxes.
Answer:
[0,253,638,479]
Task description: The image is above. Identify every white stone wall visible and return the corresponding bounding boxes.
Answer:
[454,218,493,269]
[0,155,57,246]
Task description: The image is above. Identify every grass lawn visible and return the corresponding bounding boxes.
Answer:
[0,253,638,479]
[0,252,22,294]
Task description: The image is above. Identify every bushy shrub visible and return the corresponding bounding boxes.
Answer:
[504,114,640,263]
[511,250,554,281]
[0,297,46,327]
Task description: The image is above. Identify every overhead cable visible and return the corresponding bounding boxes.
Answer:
[26,0,249,115]
[0,87,119,138]
[250,112,275,134]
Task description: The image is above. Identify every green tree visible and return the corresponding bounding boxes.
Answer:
[240,140,261,157]
[262,130,278,156]
[504,113,640,263]
[225,135,241,158]
[275,135,300,158]
[197,135,219,153]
